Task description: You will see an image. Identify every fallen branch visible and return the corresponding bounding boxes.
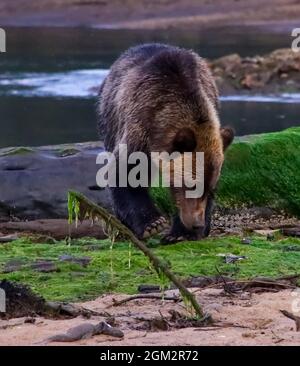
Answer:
[110,294,180,307]
[192,278,296,295]
[280,310,300,331]
[45,301,111,318]
[68,190,207,320]
[275,274,300,285]
[193,323,250,331]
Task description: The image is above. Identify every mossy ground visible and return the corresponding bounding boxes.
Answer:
[1,234,300,302]
[0,127,299,303]
[151,127,300,217]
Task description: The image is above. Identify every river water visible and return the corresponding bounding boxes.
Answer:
[0,26,299,147]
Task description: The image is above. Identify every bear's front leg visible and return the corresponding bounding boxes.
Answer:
[110,186,169,239]
[162,214,200,243]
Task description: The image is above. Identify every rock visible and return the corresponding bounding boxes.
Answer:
[31,260,58,273]
[3,259,26,273]
[281,227,300,238]
[241,73,264,89]
[0,141,112,221]
[83,244,104,251]
[0,233,18,243]
[210,48,300,94]
[241,238,252,245]
[58,255,91,267]
[138,285,161,294]
[213,53,242,71]
[217,253,247,264]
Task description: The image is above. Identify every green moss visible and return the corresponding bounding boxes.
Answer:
[55,147,80,157]
[1,235,300,302]
[150,127,300,217]
[150,186,175,216]
[218,127,300,215]
[0,147,34,157]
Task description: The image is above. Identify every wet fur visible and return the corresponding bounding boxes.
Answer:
[97,43,232,241]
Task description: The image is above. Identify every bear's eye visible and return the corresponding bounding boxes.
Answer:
[173,128,197,153]
[196,117,206,124]
[196,111,210,125]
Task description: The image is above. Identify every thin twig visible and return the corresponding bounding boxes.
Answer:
[271,330,285,344]
[192,279,295,295]
[193,322,251,331]
[110,294,180,307]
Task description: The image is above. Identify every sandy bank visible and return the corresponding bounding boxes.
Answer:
[0,0,299,30]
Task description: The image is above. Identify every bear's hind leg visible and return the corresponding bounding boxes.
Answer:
[110,187,169,239]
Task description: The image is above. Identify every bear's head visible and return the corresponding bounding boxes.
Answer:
[169,124,234,237]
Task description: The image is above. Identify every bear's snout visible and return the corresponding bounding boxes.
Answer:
[179,201,206,232]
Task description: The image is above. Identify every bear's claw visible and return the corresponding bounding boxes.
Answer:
[142,216,169,239]
[162,235,186,244]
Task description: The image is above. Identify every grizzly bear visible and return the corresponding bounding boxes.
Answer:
[97,43,234,243]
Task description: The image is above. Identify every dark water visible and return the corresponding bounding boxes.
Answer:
[0,26,299,147]
[1,26,292,72]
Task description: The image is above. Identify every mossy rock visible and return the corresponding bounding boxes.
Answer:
[0,147,34,157]
[54,147,80,157]
[151,127,300,217]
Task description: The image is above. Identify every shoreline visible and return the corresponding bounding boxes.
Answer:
[0,127,299,222]
[0,1,299,31]
[1,48,299,99]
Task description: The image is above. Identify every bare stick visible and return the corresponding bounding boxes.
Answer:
[280,310,300,331]
[110,294,180,307]
[192,279,295,295]
[68,190,206,320]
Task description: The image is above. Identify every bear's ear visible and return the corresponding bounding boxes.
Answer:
[220,126,235,150]
[172,128,197,153]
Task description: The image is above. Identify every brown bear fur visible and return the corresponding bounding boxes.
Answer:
[97,43,234,242]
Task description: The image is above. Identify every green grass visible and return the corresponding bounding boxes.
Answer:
[1,235,300,302]
[151,127,300,217]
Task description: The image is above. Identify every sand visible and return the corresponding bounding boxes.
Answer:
[1,288,300,346]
